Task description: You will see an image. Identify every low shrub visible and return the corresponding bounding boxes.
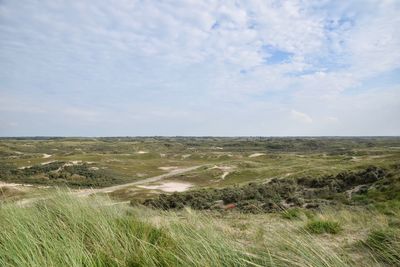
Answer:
[144,167,389,213]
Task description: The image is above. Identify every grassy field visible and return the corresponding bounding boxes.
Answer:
[0,137,399,266]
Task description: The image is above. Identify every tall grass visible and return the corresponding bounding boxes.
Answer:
[0,193,263,266]
[363,228,400,265]
[0,193,395,266]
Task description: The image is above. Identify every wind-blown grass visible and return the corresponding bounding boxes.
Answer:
[0,192,397,267]
[363,228,400,265]
[0,193,263,266]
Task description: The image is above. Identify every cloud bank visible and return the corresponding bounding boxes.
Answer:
[0,0,399,136]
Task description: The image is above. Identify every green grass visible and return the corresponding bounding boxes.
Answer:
[0,193,260,267]
[1,192,400,266]
[281,208,302,220]
[362,228,400,265]
[305,219,342,234]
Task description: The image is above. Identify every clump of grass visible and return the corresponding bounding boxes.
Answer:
[305,219,342,234]
[363,228,400,265]
[281,208,302,220]
[0,186,25,200]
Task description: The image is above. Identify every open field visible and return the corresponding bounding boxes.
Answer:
[1,137,400,266]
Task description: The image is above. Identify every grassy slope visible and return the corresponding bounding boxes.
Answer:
[0,192,399,267]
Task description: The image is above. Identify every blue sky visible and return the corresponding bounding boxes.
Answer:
[0,0,399,136]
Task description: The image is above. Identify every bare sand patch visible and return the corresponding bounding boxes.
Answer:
[64,160,82,166]
[75,165,202,197]
[0,181,38,188]
[137,151,148,154]
[221,172,230,179]
[249,153,266,158]
[210,165,235,179]
[210,165,234,171]
[41,160,57,165]
[137,182,192,192]
[18,166,32,170]
[0,181,23,188]
[42,154,52,158]
[158,166,178,171]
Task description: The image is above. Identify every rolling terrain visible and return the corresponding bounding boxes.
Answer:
[1,137,399,266]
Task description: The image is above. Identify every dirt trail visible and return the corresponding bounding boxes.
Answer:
[75,165,202,196]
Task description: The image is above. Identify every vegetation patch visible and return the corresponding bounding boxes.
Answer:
[143,167,388,213]
[362,228,400,265]
[281,208,302,220]
[305,219,342,234]
[0,162,121,187]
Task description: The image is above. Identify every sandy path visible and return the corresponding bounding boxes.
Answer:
[75,165,202,196]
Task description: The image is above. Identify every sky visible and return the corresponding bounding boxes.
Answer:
[0,0,399,136]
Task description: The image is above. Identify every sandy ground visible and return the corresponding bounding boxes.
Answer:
[41,160,57,165]
[18,166,32,170]
[64,160,82,166]
[137,182,192,192]
[1,165,203,199]
[0,181,27,188]
[75,165,203,196]
[249,153,266,158]
[136,151,148,154]
[158,166,178,171]
[221,172,230,179]
[0,181,50,189]
[42,154,52,158]
[210,165,234,179]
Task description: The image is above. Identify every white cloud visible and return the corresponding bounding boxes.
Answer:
[0,0,399,135]
[291,110,313,124]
